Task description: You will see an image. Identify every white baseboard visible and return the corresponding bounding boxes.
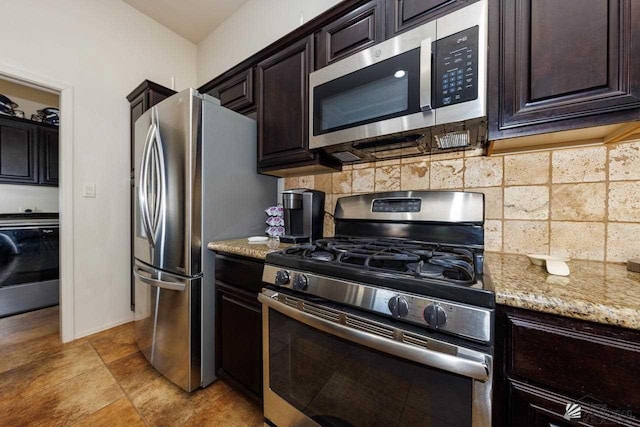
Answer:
[74,315,135,340]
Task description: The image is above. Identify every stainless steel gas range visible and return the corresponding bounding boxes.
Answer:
[260,191,494,427]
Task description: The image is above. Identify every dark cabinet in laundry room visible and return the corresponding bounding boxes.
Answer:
[0,116,38,185]
[38,126,58,186]
[0,115,58,187]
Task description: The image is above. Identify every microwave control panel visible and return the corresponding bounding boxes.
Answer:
[433,26,479,109]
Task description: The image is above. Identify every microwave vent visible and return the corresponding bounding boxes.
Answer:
[331,151,362,162]
[435,130,471,149]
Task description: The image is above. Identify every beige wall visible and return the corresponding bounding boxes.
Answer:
[0,184,59,213]
[0,0,197,338]
[286,140,640,263]
[0,78,59,118]
[197,0,342,85]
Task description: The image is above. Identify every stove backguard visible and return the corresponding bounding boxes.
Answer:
[333,191,485,248]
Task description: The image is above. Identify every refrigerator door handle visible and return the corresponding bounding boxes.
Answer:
[139,122,155,246]
[133,263,187,292]
[149,108,165,239]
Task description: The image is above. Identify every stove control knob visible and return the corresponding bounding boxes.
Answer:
[388,296,409,318]
[293,274,309,291]
[424,304,447,328]
[275,270,290,286]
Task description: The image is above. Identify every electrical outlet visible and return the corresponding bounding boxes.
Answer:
[83,183,96,198]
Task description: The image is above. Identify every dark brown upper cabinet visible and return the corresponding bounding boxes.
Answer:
[257,36,315,169]
[205,68,255,114]
[316,0,385,69]
[0,117,38,185]
[385,0,473,37]
[38,127,59,186]
[489,0,640,141]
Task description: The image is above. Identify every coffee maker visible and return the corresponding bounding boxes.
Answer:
[280,189,325,243]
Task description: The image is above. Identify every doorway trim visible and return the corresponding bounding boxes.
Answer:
[0,62,75,343]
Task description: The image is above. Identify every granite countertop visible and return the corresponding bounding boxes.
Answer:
[208,238,640,330]
[487,252,640,330]
[207,238,293,260]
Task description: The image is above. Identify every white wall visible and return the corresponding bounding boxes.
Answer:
[0,0,196,338]
[197,0,342,85]
[0,185,59,213]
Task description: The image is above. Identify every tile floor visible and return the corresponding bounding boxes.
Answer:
[0,307,262,426]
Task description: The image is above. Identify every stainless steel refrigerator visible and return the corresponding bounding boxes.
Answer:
[132,88,276,392]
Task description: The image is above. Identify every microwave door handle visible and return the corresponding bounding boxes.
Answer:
[420,37,433,112]
[259,291,490,381]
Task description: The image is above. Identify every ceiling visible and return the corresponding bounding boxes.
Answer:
[122,0,250,43]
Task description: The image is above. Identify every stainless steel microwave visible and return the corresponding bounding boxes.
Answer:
[309,0,487,153]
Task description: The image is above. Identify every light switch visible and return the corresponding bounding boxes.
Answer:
[83,183,96,198]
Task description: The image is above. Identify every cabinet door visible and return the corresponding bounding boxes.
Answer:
[489,0,640,140]
[206,68,255,114]
[385,0,472,36]
[217,283,262,399]
[316,0,385,69]
[0,118,38,185]
[38,127,59,186]
[257,36,315,168]
[508,380,636,427]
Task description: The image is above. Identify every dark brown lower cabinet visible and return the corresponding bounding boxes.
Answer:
[214,254,264,400]
[495,306,640,426]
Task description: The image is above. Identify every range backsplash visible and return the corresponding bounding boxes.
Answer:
[284,140,640,263]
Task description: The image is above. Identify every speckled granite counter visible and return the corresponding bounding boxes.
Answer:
[208,241,640,330]
[207,238,293,260]
[487,252,640,330]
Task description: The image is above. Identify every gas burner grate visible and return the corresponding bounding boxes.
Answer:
[281,236,477,285]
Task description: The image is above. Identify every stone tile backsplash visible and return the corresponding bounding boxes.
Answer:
[284,140,640,263]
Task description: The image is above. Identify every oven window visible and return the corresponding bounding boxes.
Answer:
[313,48,422,136]
[268,309,473,427]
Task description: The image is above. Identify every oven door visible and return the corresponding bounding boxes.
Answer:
[309,21,436,150]
[260,289,492,427]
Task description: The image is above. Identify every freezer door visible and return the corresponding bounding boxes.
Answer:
[133,260,201,391]
[134,89,201,277]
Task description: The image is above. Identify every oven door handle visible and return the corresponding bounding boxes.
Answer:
[419,36,434,112]
[259,291,490,381]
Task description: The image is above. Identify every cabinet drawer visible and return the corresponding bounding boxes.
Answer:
[214,254,264,294]
[316,0,385,69]
[206,68,254,113]
[505,309,640,413]
[508,380,638,427]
